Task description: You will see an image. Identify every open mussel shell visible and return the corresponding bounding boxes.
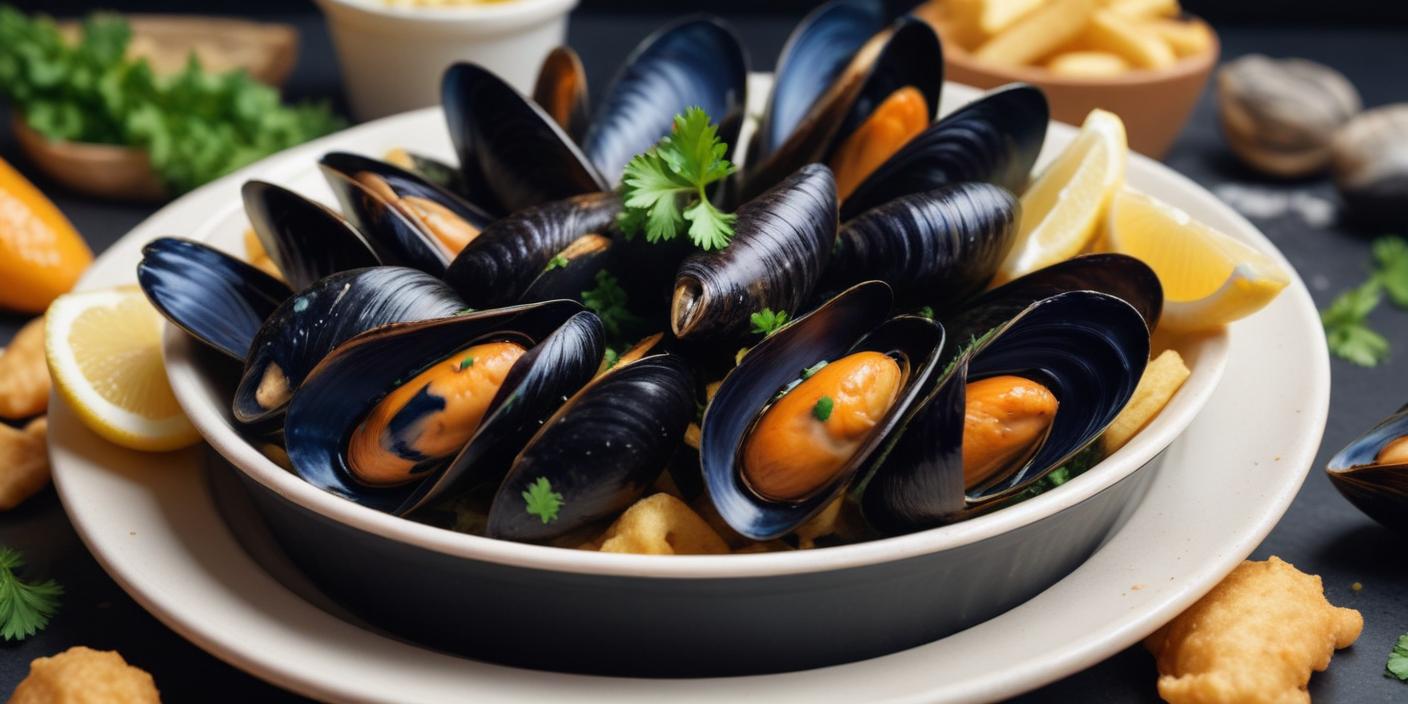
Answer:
[840,84,1048,221]
[702,281,946,541]
[232,267,466,425]
[319,152,494,276]
[242,181,380,291]
[940,253,1163,349]
[138,237,292,360]
[1327,403,1408,532]
[581,17,748,187]
[443,192,622,308]
[826,182,1019,306]
[520,234,617,304]
[746,16,943,201]
[384,148,468,198]
[486,352,695,543]
[284,302,598,514]
[861,291,1150,534]
[672,164,838,344]
[533,47,590,142]
[760,0,887,159]
[442,63,608,216]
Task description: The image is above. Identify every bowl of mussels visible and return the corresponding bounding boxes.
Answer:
[142,6,1240,678]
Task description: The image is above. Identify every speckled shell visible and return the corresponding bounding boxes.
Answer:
[1218,55,1361,178]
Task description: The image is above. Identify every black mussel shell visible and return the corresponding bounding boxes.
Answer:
[319,152,494,277]
[941,253,1163,352]
[1327,403,1408,531]
[746,17,942,202]
[672,164,838,343]
[443,192,622,309]
[442,63,608,216]
[486,352,695,543]
[703,282,947,540]
[241,180,380,290]
[520,234,616,304]
[826,182,1019,306]
[581,17,748,187]
[138,237,291,360]
[233,267,466,425]
[533,47,591,143]
[386,149,468,198]
[861,291,1150,534]
[760,0,887,159]
[840,84,1048,221]
[284,301,594,514]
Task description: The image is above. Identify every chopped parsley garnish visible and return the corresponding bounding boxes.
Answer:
[812,395,834,422]
[582,270,641,340]
[1017,443,1105,500]
[1375,237,1408,308]
[544,254,570,272]
[458,356,475,370]
[1323,235,1408,367]
[0,547,62,641]
[1387,633,1408,682]
[602,347,620,370]
[618,106,737,251]
[917,305,935,320]
[750,307,790,336]
[801,360,828,379]
[522,477,564,524]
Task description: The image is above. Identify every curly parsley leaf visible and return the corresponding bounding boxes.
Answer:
[1373,236,1408,308]
[618,107,737,251]
[522,477,564,525]
[581,270,642,340]
[0,547,62,641]
[544,254,569,272]
[812,395,834,422]
[917,305,935,320]
[749,307,790,336]
[1322,279,1389,367]
[1387,633,1408,682]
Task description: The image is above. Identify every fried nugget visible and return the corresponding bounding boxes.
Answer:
[1145,556,1362,704]
[593,493,729,555]
[10,646,160,704]
[0,317,50,420]
[0,416,50,510]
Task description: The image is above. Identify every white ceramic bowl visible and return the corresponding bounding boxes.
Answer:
[315,0,578,121]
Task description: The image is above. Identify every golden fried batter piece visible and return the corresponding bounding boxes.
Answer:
[591,493,729,555]
[10,646,160,704]
[0,317,50,420]
[1145,556,1362,704]
[0,416,49,510]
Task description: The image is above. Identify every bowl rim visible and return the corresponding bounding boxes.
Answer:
[162,99,1232,581]
[941,16,1221,88]
[315,0,577,26]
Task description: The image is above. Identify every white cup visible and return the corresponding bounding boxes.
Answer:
[314,0,578,121]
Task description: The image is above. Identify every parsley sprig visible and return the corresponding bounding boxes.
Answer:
[0,547,62,641]
[1322,235,1408,367]
[750,308,790,336]
[582,270,642,340]
[1387,633,1408,682]
[522,477,564,525]
[618,107,737,251]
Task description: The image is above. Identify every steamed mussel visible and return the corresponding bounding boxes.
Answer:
[1327,404,1408,532]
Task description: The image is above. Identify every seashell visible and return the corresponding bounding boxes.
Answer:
[1331,104,1408,227]
[1217,55,1361,178]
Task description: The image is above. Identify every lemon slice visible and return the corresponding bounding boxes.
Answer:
[994,109,1127,285]
[1107,188,1291,331]
[45,286,198,451]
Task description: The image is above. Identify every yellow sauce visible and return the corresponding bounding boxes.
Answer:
[742,351,903,501]
[961,375,1059,488]
[828,86,929,201]
[347,341,525,485]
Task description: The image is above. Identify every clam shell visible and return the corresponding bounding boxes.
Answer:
[1331,104,1408,227]
[1327,403,1408,532]
[138,237,291,360]
[1217,55,1361,178]
[242,180,380,290]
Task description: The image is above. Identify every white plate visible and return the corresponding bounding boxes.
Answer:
[50,83,1329,703]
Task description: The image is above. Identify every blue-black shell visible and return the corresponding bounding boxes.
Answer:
[241,180,380,291]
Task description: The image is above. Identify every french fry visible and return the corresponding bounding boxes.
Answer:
[0,317,49,420]
[915,0,987,52]
[1140,17,1214,58]
[1102,349,1190,454]
[1078,9,1177,69]
[1046,51,1132,78]
[1105,0,1180,19]
[593,493,730,555]
[978,0,1047,36]
[973,0,1096,68]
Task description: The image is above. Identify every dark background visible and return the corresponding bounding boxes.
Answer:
[1,1,1407,703]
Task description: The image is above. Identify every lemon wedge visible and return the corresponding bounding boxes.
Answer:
[45,286,198,451]
[1107,188,1291,331]
[994,109,1127,285]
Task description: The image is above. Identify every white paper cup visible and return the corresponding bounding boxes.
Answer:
[315,0,578,121]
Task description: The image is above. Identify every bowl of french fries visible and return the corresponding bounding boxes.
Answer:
[916,0,1217,157]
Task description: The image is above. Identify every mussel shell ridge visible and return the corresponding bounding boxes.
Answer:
[1327,403,1408,531]
[702,281,947,541]
[233,267,466,425]
[486,353,696,542]
[242,180,380,291]
[138,237,292,360]
[862,291,1150,534]
[284,301,595,513]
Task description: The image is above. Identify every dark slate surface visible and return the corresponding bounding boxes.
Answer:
[1,10,1406,703]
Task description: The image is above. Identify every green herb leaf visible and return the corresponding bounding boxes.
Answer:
[750,308,790,336]
[602,347,620,370]
[1373,236,1408,308]
[0,547,62,641]
[458,356,475,370]
[544,254,569,272]
[1387,633,1408,682]
[522,477,564,525]
[617,106,737,250]
[581,270,642,341]
[1322,279,1389,367]
[917,306,935,320]
[801,360,828,379]
[812,395,834,422]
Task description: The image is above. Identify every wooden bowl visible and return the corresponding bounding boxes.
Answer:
[938,19,1219,158]
[12,118,165,202]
